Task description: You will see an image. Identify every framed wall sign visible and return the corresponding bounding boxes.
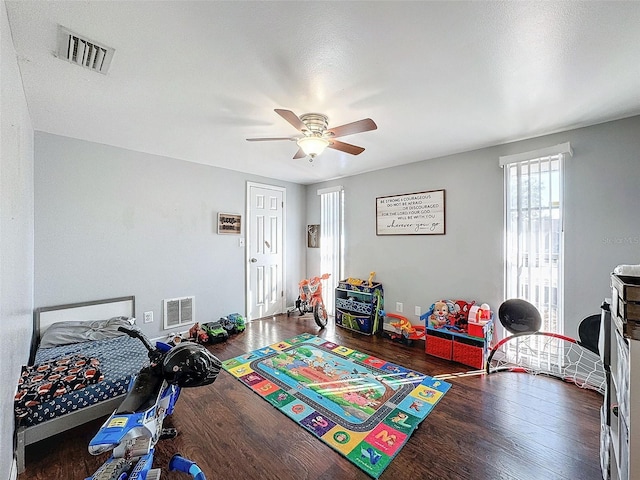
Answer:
[217,213,242,235]
[376,189,445,235]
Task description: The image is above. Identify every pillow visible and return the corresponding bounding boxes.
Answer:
[39,316,134,348]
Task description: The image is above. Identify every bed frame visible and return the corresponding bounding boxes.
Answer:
[16,296,136,474]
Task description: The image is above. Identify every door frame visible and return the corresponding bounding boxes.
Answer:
[245,181,287,320]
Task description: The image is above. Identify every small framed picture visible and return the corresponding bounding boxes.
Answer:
[217,213,241,235]
[307,224,320,248]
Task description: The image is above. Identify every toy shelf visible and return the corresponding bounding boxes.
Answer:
[425,320,493,369]
[335,280,383,335]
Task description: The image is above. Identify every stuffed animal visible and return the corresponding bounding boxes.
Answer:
[429,301,450,329]
[453,300,475,330]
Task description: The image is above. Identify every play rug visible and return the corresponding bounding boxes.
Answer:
[222,333,451,478]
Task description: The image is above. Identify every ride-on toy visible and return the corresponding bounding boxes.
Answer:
[86,326,221,480]
[289,273,331,328]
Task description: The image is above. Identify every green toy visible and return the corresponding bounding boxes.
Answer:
[202,321,229,343]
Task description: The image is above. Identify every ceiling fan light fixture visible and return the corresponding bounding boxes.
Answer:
[297,136,329,158]
[246,109,376,160]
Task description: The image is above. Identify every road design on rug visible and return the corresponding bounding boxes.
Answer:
[222,333,451,478]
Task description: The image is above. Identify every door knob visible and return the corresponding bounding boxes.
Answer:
[250,258,257,263]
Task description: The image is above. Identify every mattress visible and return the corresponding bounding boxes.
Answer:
[16,335,149,427]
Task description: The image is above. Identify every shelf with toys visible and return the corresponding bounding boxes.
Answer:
[335,273,384,335]
[420,300,494,369]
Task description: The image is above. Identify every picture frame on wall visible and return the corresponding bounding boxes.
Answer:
[307,224,320,248]
[376,189,445,235]
[217,213,241,235]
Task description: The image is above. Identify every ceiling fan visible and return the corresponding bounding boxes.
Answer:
[246,109,377,161]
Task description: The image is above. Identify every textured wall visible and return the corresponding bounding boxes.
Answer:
[1,1,35,478]
[34,133,305,338]
[307,115,640,338]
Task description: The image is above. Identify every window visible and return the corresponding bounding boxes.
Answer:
[318,186,344,315]
[501,143,572,335]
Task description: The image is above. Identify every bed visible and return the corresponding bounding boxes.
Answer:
[15,296,150,474]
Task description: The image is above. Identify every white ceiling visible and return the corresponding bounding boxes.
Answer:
[5,1,640,185]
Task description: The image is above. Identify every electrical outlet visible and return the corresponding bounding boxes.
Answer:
[396,302,403,313]
[415,306,421,316]
[144,311,153,324]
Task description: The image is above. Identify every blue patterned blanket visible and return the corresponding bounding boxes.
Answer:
[15,335,149,427]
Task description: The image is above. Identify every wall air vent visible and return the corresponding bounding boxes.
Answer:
[163,296,195,330]
[56,26,115,74]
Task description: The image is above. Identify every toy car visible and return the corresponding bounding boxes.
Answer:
[202,322,229,343]
[228,313,246,332]
[219,317,237,334]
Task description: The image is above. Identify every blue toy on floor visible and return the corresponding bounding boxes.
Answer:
[85,326,221,480]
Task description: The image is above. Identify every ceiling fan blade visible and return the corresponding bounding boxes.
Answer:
[328,140,365,156]
[292,148,306,159]
[274,109,307,132]
[327,118,377,138]
[246,137,296,142]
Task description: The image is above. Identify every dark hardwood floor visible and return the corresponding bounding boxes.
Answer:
[19,315,603,480]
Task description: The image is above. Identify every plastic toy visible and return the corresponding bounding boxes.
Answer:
[85,326,221,480]
[422,299,493,336]
[390,313,416,336]
[345,272,376,288]
[228,313,246,332]
[171,453,207,480]
[290,273,331,328]
[201,321,229,343]
[381,311,426,345]
[428,301,451,329]
[468,303,491,323]
[219,317,237,335]
[367,271,376,287]
[219,313,246,334]
[497,299,539,334]
[188,323,209,343]
[170,454,206,479]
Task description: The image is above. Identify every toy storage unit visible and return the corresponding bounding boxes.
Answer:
[611,274,640,340]
[335,280,383,335]
[601,273,640,480]
[425,320,493,369]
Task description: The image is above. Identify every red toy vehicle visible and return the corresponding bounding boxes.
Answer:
[292,273,331,328]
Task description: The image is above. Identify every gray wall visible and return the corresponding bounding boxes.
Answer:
[307,115,640,339]
[3,3,638,472]
[1,1,34,478]
[34,133,306,339]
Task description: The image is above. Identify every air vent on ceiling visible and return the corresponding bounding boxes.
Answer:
[56,26,114,74]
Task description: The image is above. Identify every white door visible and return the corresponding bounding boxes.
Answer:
[246,183,285,320]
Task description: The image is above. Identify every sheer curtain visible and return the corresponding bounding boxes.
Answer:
[318,186,344,316]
